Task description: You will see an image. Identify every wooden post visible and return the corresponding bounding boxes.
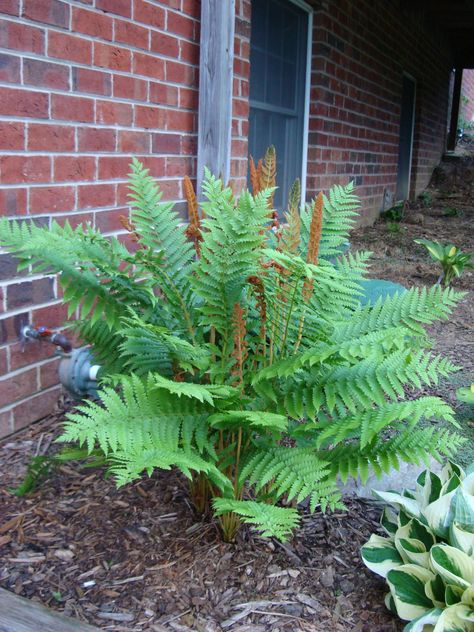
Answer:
[447,67,463,151]
[0,588,101,632]
[197,0,235,194]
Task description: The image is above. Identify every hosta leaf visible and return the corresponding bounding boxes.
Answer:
[404,608,443,631]
[453,473,474,530]
[361,533,403,578]
[386,564,435,620]
[430,544,474,590]
[374,490,421,519]
[424,490,456,538]
[432,603,474,632]
[450,522,474,556]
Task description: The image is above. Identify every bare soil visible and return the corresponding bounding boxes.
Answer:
[0,154,472,632]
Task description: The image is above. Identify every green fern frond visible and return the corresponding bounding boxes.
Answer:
[212,498,300,541]
[239,446,338,512]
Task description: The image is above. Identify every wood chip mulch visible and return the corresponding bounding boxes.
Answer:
[0,413,400,632]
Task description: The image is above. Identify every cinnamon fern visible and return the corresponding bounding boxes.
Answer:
[0,155,465,542]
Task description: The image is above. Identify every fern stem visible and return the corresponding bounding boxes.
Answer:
[278,279,301,359]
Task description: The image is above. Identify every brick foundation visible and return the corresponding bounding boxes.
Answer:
[0,0,461,435]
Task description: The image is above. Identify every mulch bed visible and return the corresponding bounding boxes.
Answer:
[0,413,398,632]
[1,154,473,631]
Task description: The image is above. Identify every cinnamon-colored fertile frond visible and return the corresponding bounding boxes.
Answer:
[248,275,267,338]
[307,191,324,265]
[231,302,248,384]
[249,156,260,195]
[282,178,301,254]
[303,191,324,301]
[259,145,276,210]
[183,175,202,257]
[119,215,140,244]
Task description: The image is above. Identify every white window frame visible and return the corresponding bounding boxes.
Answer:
[288,0,313,203]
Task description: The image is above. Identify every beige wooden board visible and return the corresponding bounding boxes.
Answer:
[0,588,101,632]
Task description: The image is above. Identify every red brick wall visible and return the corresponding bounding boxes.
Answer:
[306,0,454,224]
[460,68,474,126]
[0,0,201,436]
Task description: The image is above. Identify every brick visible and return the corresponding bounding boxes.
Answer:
[2,0,19,16]
[53,156,96,182]
[78,127,116,152]
[0,122,24,150]
[54,212,93,229]
[72,7,113,40]
[182,0,200,19]
[0,156,51,184]
[179,39,199,65]
[133,51,165,79]
[78,183,115,209]
[140,156,166,176]
[95,208,129,232]
[152,133,181,154]
[48,31,92,64]
[7,278,55,311]
[96,99,133,125]
[28,123,75,152]
[133,0,165,29]
[0,189,27,216]
[0,87,49,119]
[0,368,37,406]
[0,52,21,83]
[179,86,198,110]
[114,19,149,50]
[135,104,166,129]
[33,302,69,330]
[0,253,27,281]
[94,42,131,71]
[150,31,179,57]
[23,58,70,90]
[51,94,94,123]
[96,0,131,18]
[30,186,75,214]
[165,60,195,84]
[166,11,195,39]
[23,0,70,28]
[149,82,178,106]
[116,181,131,205]
[0,410,13,438]
[12,386,61,431]
[118,130,150,153]
[0,20,45,54]
[165,156,193,177]
[98,156,131,180]
[0,312,29,345]
[113,74,147,101]
[73,67,111,96]
[0,347,8,375]
[39,357,61,389]
[152,178,180,199]
[166,109,195,132]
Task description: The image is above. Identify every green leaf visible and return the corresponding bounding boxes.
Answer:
[361,534,403,578]
[386,564,435,620]
[404,608,443,631]
[212,498,300,542]
[430,544,474,590]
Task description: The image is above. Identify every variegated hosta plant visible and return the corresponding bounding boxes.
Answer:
[362,462,474,631]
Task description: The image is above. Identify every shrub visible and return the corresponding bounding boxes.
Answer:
[361,462,474,631]
[0,159,465,541]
